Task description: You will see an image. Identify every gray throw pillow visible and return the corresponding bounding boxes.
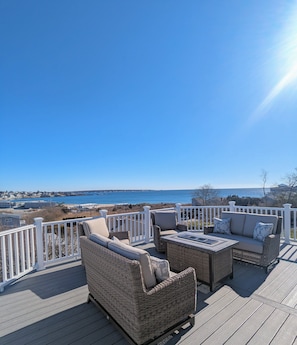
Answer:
[253,222,274,242]
[213,217,231,235]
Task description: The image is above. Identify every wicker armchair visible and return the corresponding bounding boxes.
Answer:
[80,236,197,345]
[151,211,187,252]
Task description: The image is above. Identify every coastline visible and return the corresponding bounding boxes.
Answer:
[0,204,116,214]
[0,188,265,206]
[64,203,115,209]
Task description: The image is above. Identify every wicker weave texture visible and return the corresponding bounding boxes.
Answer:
[80,236,197,345]
[166,242,233,288]
[153,226,167,252]
[167,243,210,282]
[211,249,233,282]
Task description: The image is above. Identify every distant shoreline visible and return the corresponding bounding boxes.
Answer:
[1,187,266,197]
[1,188,266,206]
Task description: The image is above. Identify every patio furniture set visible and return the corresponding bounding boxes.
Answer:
[153,210,281,272]
[79,209,282,345]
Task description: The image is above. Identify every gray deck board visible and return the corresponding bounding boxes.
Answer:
[269,314,297,345]
[247,308,289,344]
[223,303,275,345]
[283,285,297,308]
[199,299,263,345]
[279,243,297,262]
[1,242,297,345]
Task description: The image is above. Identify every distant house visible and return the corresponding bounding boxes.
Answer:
[0,201,15,208]
[0,213,22,231]
[23,201,55,209]
[270,184,297,194]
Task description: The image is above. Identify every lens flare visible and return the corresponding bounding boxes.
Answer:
[249,3,297,125]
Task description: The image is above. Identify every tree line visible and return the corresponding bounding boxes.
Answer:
[193,168,297,208]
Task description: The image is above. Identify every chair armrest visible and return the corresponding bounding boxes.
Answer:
[177,223,187,231]
[78,223,85,237]
[153,224,162,233]
[144,267,197,312]
[110,231,130,241]
[262,234,281,264]
[132,267,197,337]
[263,233,279,246]
[204,226,214,234]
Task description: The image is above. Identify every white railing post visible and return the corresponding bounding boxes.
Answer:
[228,201,236,212]
[100,209,108,218]
[176,203,182,223]
[34,217,45,271]
[283,204,292,244]
[143,206,151,243]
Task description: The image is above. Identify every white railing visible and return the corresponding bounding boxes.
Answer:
[103,209,147,244]
[177,204,231,230]
[41,216,93,266]
[291,208,297,241]
[0,224,36,292]
[1,202,297,291]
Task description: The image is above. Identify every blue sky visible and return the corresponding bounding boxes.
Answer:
[1,1,297,192]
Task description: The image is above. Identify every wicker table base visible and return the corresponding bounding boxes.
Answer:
[163,233,238,291]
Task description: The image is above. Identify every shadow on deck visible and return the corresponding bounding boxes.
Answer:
[1,242,297,345]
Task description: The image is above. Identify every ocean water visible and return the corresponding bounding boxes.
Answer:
[14,188,266,205]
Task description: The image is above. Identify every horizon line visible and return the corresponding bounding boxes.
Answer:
[1,186,269,193]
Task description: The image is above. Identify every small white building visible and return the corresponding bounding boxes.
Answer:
[23,201,55,209]
[0,213,22,230]
[0,201,15,208]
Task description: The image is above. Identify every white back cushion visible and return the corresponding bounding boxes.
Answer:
[82,217,109,238]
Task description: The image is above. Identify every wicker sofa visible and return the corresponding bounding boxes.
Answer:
[204,211,282,272]
[80,235,197,345]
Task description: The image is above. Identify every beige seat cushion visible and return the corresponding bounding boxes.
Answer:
[160,230,178,237]
[208,232,264,254]
[111,235,130,246]
[82,218,109,238]
[108,240,157,289]
[119,238,130,245]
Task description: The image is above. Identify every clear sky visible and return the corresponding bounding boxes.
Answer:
[1,1,297,192]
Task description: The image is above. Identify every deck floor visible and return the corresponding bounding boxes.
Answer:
[1,242,297,345]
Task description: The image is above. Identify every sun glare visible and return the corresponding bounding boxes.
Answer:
[249,3,297,125]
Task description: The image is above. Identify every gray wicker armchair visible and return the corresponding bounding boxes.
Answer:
[80,236,197,345]
[151,211,187,252]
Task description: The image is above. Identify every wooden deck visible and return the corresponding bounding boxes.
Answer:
[1,242,297,345]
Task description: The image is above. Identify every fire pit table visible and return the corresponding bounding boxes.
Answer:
[163,231,238,291]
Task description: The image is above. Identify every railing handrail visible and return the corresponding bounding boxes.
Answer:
[106,210,145,217]
[233,205,284,212]
[0,224,36,236]
[42,216,94,226]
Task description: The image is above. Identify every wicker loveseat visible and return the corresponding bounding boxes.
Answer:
[204,211,282,272]
[80,235,197,345]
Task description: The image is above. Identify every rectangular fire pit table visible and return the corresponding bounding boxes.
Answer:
[163,231,238,291]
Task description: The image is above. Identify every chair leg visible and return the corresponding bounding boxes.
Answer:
[265,258,280,274]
